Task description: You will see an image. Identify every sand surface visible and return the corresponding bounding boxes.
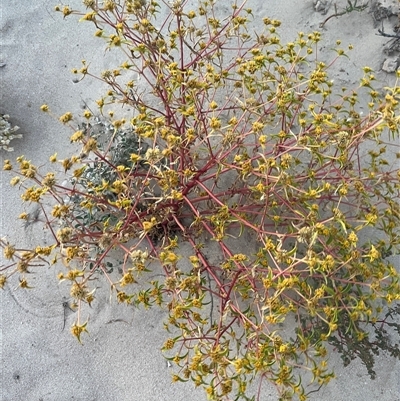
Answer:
[1,1,399,400]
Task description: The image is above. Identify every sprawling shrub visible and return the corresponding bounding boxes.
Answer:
[2,1,400,399]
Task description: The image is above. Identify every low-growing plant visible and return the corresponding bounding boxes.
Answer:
[0,114,22,152]
[319,0,369,28]
[1,1,400,400]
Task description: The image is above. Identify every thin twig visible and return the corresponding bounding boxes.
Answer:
[320,0,368,28]
[106,318,131,325]
[377,28,400,39]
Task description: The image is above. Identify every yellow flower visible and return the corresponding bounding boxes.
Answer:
[3,244,16,259]
[145,147,162,163]
[71,321,89,344]
[70,130,84,142]
[56,227,73,243]
[42,172,56,188]
[73,167,86,179]
[59,112,73,123]
[209,100,218,110]
[347,231,358,244]
[112,119,125,128]
[116,165,127,173]
[51,204,70,218]
[189,255,200,268]
[70,282,88,300]
[40,104,49,112]
[83,110,92,119]
[169,190,183,200]
[160,251,179,265]
[19,278,34,289]
[209,117,221,129]
[109,34,121,46]
[49,153,57,163]
[96,98,105,109]
[80,11,96,21]
[111,179,126,194]
[18,212,29,220]
[130,153,141,163]
[35,246,54,256]
[62,158,74,172]
[259,135,267,145]
[252,121,264,132]
[365,245,380,262]
[162,338,175,350]
[62,6,72,17]
[117,291,129,303]
[120,270,137,287]
[83,137,97,153]
[10,176,20,186]
[0,274,7,289]
[142,218,156,232]
[3,160,12,170]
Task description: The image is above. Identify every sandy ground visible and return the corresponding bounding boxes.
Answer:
[1,0,399,400]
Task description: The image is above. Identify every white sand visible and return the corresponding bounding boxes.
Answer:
[1,1,399,400]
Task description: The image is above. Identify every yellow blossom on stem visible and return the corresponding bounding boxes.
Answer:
[71,320,89,343]
[0,274,7,289]
[142,217,157,232]
[70,130,84,142]
[19,278,34,289]
[59,112,73,124]
[10,176,20,186]
[3,160,12,170]
[365,245,380,262]
[49,153,57,163]
[3,244,16,259]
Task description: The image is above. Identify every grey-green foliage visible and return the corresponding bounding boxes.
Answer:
[67,117,148,230]
[0,114,22,151]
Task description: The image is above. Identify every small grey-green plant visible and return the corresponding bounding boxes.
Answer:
[67,116,149,230]
[319,0,369,28]
[0,114,22,152]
